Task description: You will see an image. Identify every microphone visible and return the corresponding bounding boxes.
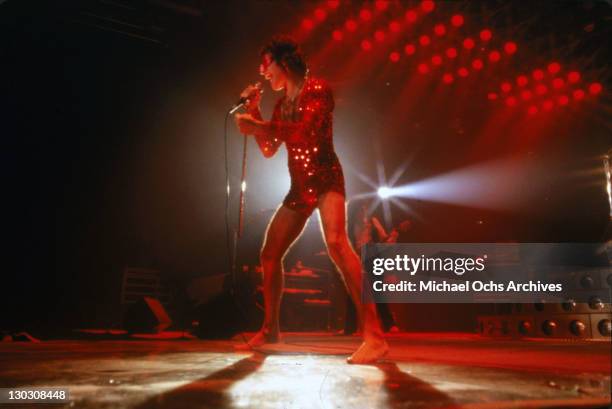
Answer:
[229,82,262,114]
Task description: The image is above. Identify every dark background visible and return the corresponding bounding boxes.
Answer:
[2,0,610,333]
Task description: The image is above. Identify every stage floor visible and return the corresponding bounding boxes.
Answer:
[0,332,610,408]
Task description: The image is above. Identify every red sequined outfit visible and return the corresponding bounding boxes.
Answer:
[260,77,345,216]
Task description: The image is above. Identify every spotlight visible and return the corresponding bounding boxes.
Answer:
[378,186,392,199]
[504,41,517,55]
[442,73,454,84]
[375,0,389,11]
[589,82,602,95]
[568,71,581,83]
[434,24,446,36]
[345,19,357,31]
[480,29,492,41]
[419,35,430,46]
[314,8,327,21]
[547,62,561,74]
[535,84,547,95]
[389,21,401,32]
[421,0,435,13]
[463,38,475,49]
[488,50,501,62]
[532,69,545,80]
[360,9,372,21]
[451,14,464,27]
[445,47,457,58]
[302,18,314,30]
[405,10,417,23]
[552,78,565,89]
[404,43,416,55]
[516,75,528,87]
[472,59,483,70]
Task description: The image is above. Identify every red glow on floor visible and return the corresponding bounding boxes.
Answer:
[527,105,538,115]
[375,0,389,11]
[573,89,585,100]
[501,82,512,93]
[451,14,464,27]
[506,96,517,107]
[389,21,401,33]
[588,82,602,95]
[543,100,553,111]
[487,92,498,100]
[421,0,435,13]
[480,29,492,41]
[535,84,548,95]
[405,10,417,23]
[361,39,372,51]
[404,43,416,55]
[504,41,517,55]
[314,8,327,21]
[446,47,457,58]
[432,55,442,65]
[345,20,357,31]
[552,78,565,89]
[302,18,314,30]
[547,62,561,74]
[488,50,501,62]
[327,0,340,9]
[434,24,446,36]
[458,67,469,77]
[558,95,569,105]
[516,75,528,87]
[532,69,544,81]
[332,30,343,41]
[375,30,386,42]
[419,35,431,46]
[360,9,372,21]
[463,38,475,50]
[418,63,429,74]
[442,73,454,84]
[472,59,483,70]
[567,71,581,83]
[389,51,400,62]
[521,90,532,100]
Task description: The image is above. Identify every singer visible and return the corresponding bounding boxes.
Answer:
[234,36,388,364]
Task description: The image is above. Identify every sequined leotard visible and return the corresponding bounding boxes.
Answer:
[258,77,345,216]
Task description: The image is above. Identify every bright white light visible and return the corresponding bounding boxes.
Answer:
[377,186,392,199]
[241,181,247,192]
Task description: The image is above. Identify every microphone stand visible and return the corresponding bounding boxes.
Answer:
[227,102,248,293]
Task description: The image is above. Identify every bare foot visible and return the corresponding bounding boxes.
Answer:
[346,338,389,364]
[235,329,281,351]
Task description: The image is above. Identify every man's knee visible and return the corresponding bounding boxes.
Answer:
[326,233,346,257]
[260,245,282,265]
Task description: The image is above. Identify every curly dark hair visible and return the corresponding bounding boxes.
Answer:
[261,35,308,79]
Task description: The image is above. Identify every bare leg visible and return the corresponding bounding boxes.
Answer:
[241,204,308,348]
[317,191,388,363]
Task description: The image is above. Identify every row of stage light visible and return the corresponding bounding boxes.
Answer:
[298,0,604,117]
